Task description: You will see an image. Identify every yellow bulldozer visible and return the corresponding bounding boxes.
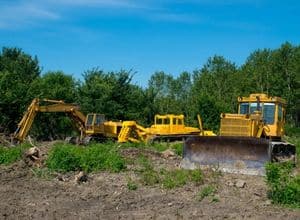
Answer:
[117,114,215,143]
[13,98,214,144]
[182,93,296,175]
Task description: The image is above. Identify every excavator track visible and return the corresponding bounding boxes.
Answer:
[181,136,296,176]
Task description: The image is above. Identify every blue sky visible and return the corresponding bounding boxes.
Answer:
[0,0,299,87]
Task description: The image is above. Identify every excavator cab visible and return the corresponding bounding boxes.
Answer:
[85,114,106,136]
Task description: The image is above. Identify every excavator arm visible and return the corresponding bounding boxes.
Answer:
[13,99,86,143]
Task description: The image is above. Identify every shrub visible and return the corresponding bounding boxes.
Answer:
[265,162,300,208]
[0,144,30,165]
[46,145,82,172]
[46,143,125,173]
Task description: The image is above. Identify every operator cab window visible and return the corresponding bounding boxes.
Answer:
[263,103,275,124]
[95,115,105,125]
[240,103,249,114]
[163,118,170,125]
[157,118,163,124]
[86,115,94,126]
[178,119,183,125]
[250,103,260,113]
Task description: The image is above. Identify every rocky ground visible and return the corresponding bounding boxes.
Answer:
[0,143,299,220]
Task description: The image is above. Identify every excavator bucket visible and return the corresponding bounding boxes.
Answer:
[182,136,272,175]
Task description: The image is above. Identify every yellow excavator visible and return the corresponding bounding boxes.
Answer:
[13,99,214,144]
[13,98,111,144]
[182,93,296,175]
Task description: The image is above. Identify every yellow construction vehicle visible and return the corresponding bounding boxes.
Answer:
[117,114,215,143]
[183,93,296,175]
[13,98,122,144]
[14,99,214,144]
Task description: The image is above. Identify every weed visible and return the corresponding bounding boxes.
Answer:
[161,169,188,189]
[197,185,216,201]
[171,143,183,156]
[150,142,183,156]
[0,144,30,165]
[31,167,54,179]
[265,162,300,208]
[137,155,160,185]
[46,143,125,173]
[127,178,138,190]
[190,169,203,184]
[211,196,220,203]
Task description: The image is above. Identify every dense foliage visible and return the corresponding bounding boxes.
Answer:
[0,43,299,139]
[266,162,300,208]
[0,144,30,164]
[46,143,125,172]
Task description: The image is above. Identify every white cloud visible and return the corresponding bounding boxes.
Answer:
[46,0,145,9]
[0,1,60,30]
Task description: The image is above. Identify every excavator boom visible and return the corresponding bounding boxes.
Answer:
[13,99,86,143]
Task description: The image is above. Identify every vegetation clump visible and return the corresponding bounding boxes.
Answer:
[265,162,300,208]
[0,144,30,165]
[197,185,217,201]
[136,155,203,189]
[46,143,125,173]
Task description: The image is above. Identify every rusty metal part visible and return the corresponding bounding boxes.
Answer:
[182,136,273,175]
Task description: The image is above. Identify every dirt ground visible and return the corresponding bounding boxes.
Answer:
[0,143,299,220]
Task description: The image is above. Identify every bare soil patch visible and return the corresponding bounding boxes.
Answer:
[0,143,299,219]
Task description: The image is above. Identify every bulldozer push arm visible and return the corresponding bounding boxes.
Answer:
[13,98,86,143]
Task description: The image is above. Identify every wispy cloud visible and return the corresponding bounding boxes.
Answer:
[0,1,60,29]
[49,0,140,8]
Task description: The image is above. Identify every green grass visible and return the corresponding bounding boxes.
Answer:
[120,141,183,157]
[197,185,217,201]
[136,155,203,189]
[265,162,300,208]
[46,142,125,173]
[31,167,54,179]
[0,143,30,165]
[284,124,300,166]
[127,177,138,190]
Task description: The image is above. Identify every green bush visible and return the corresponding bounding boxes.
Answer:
[285,124,300,138]
[265,162,300,208]
[0,144,29,165]
[46,143,125,173]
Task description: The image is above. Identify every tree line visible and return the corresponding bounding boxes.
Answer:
[0,43,299,140]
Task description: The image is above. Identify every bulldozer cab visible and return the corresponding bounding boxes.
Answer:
[152,114,185,134]
[237,94,286,138]
[85,114,106,135]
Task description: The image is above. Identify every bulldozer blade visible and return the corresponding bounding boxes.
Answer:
[182,136,272,175]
